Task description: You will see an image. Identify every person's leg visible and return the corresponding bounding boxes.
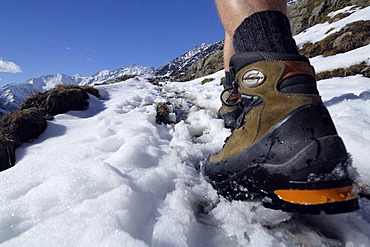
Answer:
[215,0,287,36]
[223,31,234,74]
[203,0,359,214]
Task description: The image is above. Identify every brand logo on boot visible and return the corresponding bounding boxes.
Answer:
[242,70,266,88]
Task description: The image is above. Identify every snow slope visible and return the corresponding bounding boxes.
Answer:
[0,67,370,246]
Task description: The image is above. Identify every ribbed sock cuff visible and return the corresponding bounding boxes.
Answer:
[233,10,299,55]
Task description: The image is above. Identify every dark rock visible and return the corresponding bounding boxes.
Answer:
[361,66,370,78]
[333,32,353,49]
[175,50,224,82]
[156,102,171,125]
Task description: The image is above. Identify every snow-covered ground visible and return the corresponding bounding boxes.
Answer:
[1,4,370,247]
[0,66,369,246]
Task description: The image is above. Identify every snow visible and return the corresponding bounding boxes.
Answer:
[318,75,370,183]
[327,5,359,18]
[0,67,369,246]
[311,44,370,73]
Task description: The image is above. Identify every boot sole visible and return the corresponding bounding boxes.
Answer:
[263,179,359,214]
[203,104,359,214]
[206,173,359,214]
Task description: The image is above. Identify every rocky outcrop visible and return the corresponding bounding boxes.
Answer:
[288,0,369,35]
[156,41,224,80]
[317,62,370,80]
[300,20,370,58]
[176,50,224,82]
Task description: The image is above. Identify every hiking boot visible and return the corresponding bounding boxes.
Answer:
[218,72,243,129]
[202,52,359,214]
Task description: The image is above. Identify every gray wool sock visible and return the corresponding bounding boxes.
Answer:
[233,10,299,55]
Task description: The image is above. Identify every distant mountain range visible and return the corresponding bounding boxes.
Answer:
[0,41,224,114]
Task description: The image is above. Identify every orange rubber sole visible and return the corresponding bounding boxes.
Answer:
[274,185,357,205]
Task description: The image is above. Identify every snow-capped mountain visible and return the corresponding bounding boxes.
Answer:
[0,65,155,113]
[155,41,223,78]
[79,65,155,86]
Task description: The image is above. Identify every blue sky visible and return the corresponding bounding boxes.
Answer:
[0,0,224,86]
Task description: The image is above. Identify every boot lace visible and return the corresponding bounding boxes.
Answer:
[220,80,263,129]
